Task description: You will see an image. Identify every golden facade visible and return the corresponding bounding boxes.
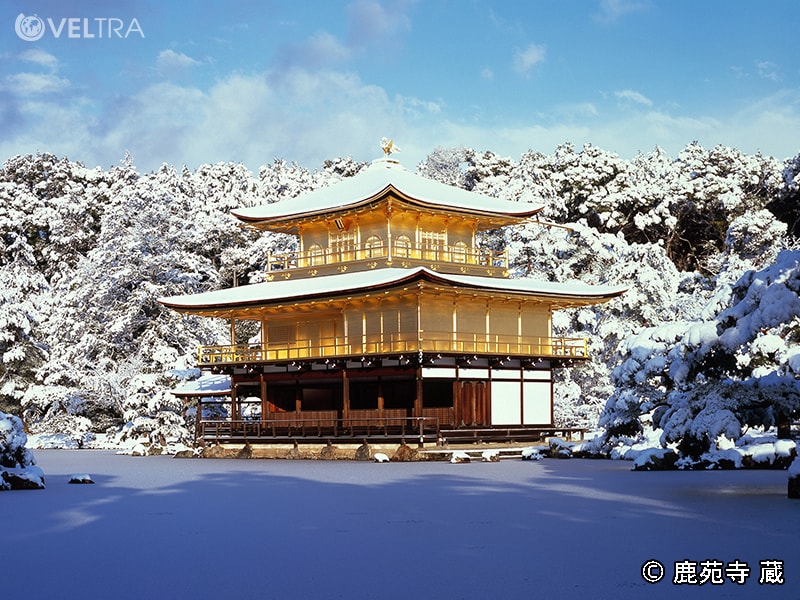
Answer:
[162,153,625,444]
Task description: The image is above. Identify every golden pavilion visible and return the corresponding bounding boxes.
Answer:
[160,143,625,445]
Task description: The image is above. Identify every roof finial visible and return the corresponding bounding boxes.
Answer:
[380,137,400,156]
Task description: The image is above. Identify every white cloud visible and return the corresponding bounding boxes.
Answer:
[5,72,69,95]
[615,89,653,107]
[156,49,202,78]
[595,0,649,23]
[86,69,431,170]
[4,49,67,97]
[721,90,800,158]
[19,48,59,72]
[1,59,796,178]
[273,0,414,71]
[305,32,352,64]
[273,32,352,71]
[553,102,600,119]
[513,43,546,78]
[346,0,413,47]
[396,95,442,118]
[756,61,780,82]
[0,94,98,165]
[399,89,800,166]
[481,67,494,81]
[156,49,201,72]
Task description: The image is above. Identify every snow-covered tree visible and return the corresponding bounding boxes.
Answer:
[601,247,800,457]
[0,410,43,490]
[416,146,472,188]
[766,152,800,238]
[0,140,795,455]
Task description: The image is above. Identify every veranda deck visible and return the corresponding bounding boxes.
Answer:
[199,414,441,446]
[198,414,585,447]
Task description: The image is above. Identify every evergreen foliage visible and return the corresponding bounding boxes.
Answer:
[1,144,798,455]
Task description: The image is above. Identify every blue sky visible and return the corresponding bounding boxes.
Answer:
[2,0,798,172]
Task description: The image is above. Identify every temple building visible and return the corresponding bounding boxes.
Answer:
[160,144,625,445]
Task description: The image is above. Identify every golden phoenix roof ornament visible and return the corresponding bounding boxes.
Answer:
[381,137,400,156]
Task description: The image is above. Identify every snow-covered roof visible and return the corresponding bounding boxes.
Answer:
[171,374,231,397]
[232,158,543,224]
[159,267,626,313]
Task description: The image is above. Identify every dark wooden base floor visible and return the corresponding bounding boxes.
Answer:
[197,418,585,447]
[439,426,586,445]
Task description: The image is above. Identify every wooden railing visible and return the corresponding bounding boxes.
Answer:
[197,333,588,365]
[266,242,508,271]
[199,414,441,443]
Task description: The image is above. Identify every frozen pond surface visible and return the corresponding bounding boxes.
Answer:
[4,450,798,599]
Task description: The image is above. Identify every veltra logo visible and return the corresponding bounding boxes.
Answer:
[15,13,145,41]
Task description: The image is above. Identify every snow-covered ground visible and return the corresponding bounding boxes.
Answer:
[5,451,797,599]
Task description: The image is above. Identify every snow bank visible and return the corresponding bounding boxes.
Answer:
[0,411,45,490]
[521,446,544,460]
[6,450,797,598]
[596,425,797,471]
[631,448,678,471]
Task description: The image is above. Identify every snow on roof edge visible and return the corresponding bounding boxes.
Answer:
[171,374,231,396]
[232,158,543,223]
[159,267,626,312]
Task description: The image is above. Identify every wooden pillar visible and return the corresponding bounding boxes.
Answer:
[465,382,475,426]
[470,223,477,259]
[485,299,491,350]
[386,209,393,262]
[260,374,267,423]
[469,381,481,425]
[295,380,302,413]
[343,304,349,354]
[415,367,423,418]
[520,375,525,427]
[194,397,202,441]
[230,377,237,421]
[342,369,350,421]
[476,382,486,426]
[379,299,385,351]
[377,377,385,427]
[453,381,461,426]
[452,298,458,350]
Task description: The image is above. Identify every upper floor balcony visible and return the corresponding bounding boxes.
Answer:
[197,331,588,367]
[265,239,510,279]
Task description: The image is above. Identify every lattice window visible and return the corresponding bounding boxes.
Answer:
[307,244,324,266]
[420,230,445,249]
[268,323,295,345]
[421,230,445,260]
[364,235,383,258]
[329,230,355,251]
[452,240,468,263]
[394,234,411,258]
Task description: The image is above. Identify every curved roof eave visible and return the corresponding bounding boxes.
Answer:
[231,158,543,225]
[158,267,627,314]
